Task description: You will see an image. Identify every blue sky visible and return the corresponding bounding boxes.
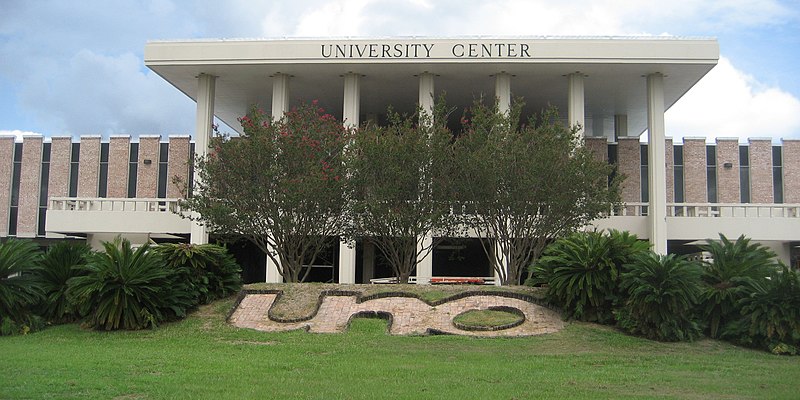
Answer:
[1,0,799,142]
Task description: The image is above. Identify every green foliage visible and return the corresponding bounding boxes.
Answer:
[32,241,91,323]
[155,243,242,304]
[452,100,621,284]
[528,230,648,323]
[181,102,350,282]
[67,238,190,330]
[0,239,44,332]
[615,253,704,342]
[699,234,777,338]
[345,102,461,283]
[725,266,800,354]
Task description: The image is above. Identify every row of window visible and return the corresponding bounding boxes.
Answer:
[7,142,175,237]
[636,144,784,205]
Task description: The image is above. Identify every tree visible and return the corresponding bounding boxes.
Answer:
[179,102,350,282]
[451,100,620,285]
[344,108,462,283]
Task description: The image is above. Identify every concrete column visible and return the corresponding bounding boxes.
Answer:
[683,138,708,203]
[646,73,667,254]
[0,136,13,237]
[748,138,774,203]
[614,115,628,140]
[362,240,375,283]
[715,138,740,203]
[264,74,291,283]
[48,137,72,198]
[568,72,585,136]
[190,73,215,245]
[107,136,130,198]
[77,136,101,197]
[136,135,161,198]
[271,73,290,120]
[338,72,360,284]
[17,136,42,238]
[416,235,433,285]
[495,72,511,116]
[419,72,435,120]
[166,136,190,198]
[782,139,800,203]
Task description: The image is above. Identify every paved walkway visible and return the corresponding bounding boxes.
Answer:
[229,293,564,337]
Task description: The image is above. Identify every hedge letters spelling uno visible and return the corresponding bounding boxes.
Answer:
[320,43,532,59]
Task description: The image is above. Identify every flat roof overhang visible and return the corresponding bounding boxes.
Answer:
[145,37,719,136]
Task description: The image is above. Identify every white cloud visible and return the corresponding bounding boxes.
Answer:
[666,57,800,142]
[0,130,42,141]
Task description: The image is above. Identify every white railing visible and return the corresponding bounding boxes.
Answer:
[48,197,183,213]
[609,202,800,218]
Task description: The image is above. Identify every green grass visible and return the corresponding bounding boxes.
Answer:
[453,309,523,328]
[1,296,798,399]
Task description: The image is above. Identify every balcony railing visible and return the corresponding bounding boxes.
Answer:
[49,197,183,214]
[610,202,800,218]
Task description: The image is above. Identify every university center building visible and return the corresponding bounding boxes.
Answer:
[4,37,800,283]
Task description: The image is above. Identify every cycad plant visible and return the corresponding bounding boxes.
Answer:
[67,238,189,330]
[33,241,91,323]
[528,230,649,323]
[699,234,777,338]
[616,252,704,342]
[0,239,44,332]
[730,266,800,354]
[155,243,242,305]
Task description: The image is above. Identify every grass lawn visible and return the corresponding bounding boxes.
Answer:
[1,287,798,399]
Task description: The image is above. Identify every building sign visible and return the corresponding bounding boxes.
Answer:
[320,42,532,59]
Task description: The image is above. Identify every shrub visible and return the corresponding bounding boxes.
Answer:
[155,243,242,305]
[699,234,777,338]
[67,238,191,330]
[32,242,91,323]
[0,239,44,334]
[615,252,704,342]
[528,230,649,323]
[724,266,800,354]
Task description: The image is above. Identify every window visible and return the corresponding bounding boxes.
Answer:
[739,146,750,203]
[68,143,79,197]
[773,146,783,203]
[640,144,648,203]
[157,142,169,198]
[674,145,684,202]
[706,145,717,203]
[128,143,139,198]
[38,143,51,236]
[8,143,22,236]
[98,143,109,197]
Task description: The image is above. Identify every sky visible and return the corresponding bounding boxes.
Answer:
[1,0,799,143]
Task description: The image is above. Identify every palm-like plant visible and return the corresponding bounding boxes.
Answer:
[699,234,777,338]
[67,238,185,330]
[616,252,704,341]
[33,241,91,323]
[731,266,800,354]
[529,230,649,323]
[155,243,241,305]
[0,239,44,324]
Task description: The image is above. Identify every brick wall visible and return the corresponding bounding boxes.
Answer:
[167,136,190,198]
[48,137,72,198]
[77,137,100,197]
[665,138,674,203]
[682,138,708,203]
[617,137,640,204]
[782,139,800,203]
[749,139,773,203]
[17,136,42,237]
[0,137,14,236]
[136,136,161,198]
[107,136,130,198]
[715,138,739,203]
